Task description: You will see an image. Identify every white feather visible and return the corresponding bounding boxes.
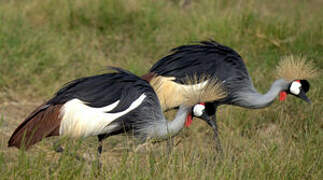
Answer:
[59,94,146,137]
[94,100,120,112]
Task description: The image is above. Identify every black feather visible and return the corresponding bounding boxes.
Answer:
[47,67,154,112]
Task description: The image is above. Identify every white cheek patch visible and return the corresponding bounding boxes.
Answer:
[193,104,205,117]
[290,81,301,95]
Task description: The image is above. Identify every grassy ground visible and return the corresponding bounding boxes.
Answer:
[0,0,322,179]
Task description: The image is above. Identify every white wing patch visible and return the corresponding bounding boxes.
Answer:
[59,94,147,137]
[94,100,120,112]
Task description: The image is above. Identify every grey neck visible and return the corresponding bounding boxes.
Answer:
[234,79,290,109]
[148,105,190,140]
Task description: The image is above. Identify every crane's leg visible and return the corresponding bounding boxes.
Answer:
[96,134,109,169]
[97,134,110,156]
[166,136,174,155]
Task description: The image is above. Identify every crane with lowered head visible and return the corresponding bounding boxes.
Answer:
[142,40,317,152]
[8,67,226,158]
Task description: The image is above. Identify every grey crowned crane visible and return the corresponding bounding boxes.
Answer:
[8,67,226,156]
[142,40,317,152]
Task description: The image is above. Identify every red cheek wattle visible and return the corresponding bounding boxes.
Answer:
[279,91,287,101]
[185,113,193,127]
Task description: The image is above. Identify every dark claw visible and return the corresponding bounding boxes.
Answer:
[54,146,64,153]
[53,141,64,153]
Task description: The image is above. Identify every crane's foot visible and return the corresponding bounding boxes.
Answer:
[53,141,64,153]
[54,146,64,153]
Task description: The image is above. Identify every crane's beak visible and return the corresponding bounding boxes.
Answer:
[200,112,211,121]
[298,90,311,104]
[198,112,217,129]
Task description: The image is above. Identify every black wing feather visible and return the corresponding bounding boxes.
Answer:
[47,67,154,112]
[150,40,252,86]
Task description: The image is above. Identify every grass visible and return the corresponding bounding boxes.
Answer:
[0,0,322,179]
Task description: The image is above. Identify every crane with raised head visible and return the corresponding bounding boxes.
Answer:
[142,40,316,152]
[8,67,225,157]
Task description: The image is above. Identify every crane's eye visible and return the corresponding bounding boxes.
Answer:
[290,81,302,95]
[193,104,205,117]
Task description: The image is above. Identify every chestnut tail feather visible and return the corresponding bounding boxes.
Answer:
[8,104,62,150]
